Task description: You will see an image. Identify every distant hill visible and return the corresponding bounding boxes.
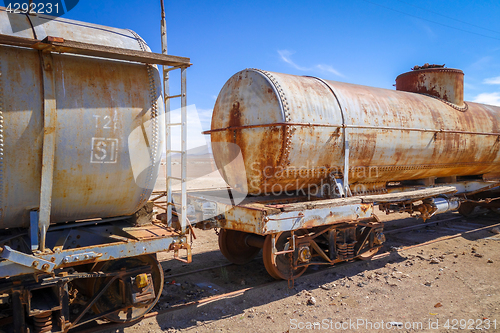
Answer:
[187,145,212,155]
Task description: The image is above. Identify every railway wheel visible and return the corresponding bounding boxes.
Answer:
[262,231,307,280]
[218,229,260,265]
[87,255,163,323]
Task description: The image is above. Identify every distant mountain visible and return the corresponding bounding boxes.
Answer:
[187,145,212,155]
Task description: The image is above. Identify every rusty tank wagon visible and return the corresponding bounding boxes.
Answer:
[0,7,191,333]
[184,66,500,280]
[2,2,500,332]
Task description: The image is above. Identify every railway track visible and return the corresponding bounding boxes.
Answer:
[70,213,500,333]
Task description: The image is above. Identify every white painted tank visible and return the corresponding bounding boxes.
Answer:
[0,8,164,228]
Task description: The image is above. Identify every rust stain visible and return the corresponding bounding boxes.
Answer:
[228,101,241,128]
[301,218,322,229]
[395,67,465,107]
[359,203,372,214]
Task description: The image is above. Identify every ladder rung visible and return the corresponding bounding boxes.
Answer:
[166,94,182,99]
[168,176,182,181]
[167,150,183,154]
[167,123,182,126]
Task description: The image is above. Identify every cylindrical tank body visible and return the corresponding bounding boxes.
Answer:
[211,69,500,195]
[0,9,164,228]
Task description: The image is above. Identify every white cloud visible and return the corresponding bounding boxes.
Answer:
[315,64,345,78]
[278,50,309,71]
[168,105,212,151]
[409,18,436,39]
[278,49,344,78]
[473,92,500,106]
[470,56,493,70]
[193,107,213,129]
[483,76,500,85]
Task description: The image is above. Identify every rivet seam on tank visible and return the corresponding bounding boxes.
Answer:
[420,93,469,112]
[0,58,3,221]
[129,30,160,208]
[248,69,293,166]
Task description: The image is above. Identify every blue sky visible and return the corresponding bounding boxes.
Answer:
[3,0,500,133]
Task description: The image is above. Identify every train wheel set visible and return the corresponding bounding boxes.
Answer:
[0,220,190,332]
[218,220,384,280]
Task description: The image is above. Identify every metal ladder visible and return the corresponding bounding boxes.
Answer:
[161,4,188,235]
[163,66,188,234]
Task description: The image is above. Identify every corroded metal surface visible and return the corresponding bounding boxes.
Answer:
[0,223,182,278]
[0,9,165,228]
[210,69,500,195]
[395,67,466,110]
[183,189,375,235]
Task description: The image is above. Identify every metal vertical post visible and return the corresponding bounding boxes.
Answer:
[165,83,173,225]
[12,290,26,332]
[160,0,173,225]
[160,0,167,55]
[160,0,188,234]
[180,67,187,233]
[343,139,350,196]
[38,52,57,252]
[343,127,351,197]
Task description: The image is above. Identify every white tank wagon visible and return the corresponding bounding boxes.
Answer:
[0,9,163,231]
[0,7,191,332]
